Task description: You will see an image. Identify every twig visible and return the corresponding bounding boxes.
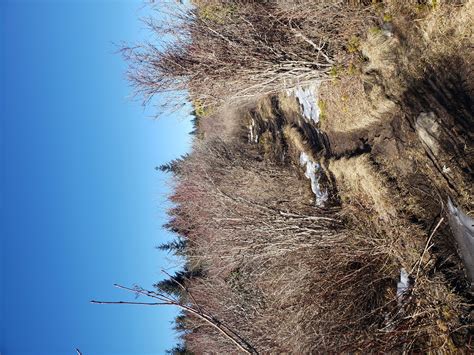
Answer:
[412,217,445,279]
[92,284,259,355]
[90,300,167,306]
[161,269,204,315]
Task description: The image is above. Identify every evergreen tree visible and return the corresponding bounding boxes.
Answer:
[155,155,188,175]
[157,238,187,257]
[153,267,203,301]
[166,343,193,355]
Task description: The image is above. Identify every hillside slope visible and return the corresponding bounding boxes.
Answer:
[128,1,473,353]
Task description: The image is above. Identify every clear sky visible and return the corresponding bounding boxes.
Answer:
[1,1,192,354]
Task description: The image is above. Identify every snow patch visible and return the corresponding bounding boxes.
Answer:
[447,198,474,287]
[299,152,328,207]
[396,268,410,300]
[248,117,258,143]
[448,198,474,235]
[287,83,321,123]
[289,82,327,206]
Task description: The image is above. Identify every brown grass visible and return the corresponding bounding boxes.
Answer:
[319,74,387,133]
[283,125,318,161]
[329,155,397,220]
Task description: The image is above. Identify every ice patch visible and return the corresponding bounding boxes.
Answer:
[287,83,321,123]
[299,152,328,207]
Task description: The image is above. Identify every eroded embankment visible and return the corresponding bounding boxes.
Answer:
[242,90,332,207]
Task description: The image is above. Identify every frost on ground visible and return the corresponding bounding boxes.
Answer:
[287,83,321,124]
[300,152,328,207]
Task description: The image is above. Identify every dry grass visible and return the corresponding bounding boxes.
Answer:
[277,92,302,122]
[283,125,318,161]
[329,154,420,270]
[318,20,401,134]
[254,96,276,123]
[319,74,387,133]
[319,0,473,135]
[386,0,473,58]
[329,155,397,220]
[371,0,473,85]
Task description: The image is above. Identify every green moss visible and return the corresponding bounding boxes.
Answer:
[329,65,343,78]
[347,63,360,76]
[415,1,438,13]
[329,62,360,79]
[372,0,385,12]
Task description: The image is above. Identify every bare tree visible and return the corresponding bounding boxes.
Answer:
[122,1,376,109]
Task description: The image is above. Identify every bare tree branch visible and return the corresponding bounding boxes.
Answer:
[92,283,259,355]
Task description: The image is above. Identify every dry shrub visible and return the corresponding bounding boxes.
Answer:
[122,0,377,110]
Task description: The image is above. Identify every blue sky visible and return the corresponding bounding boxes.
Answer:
[1,1,192,354]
